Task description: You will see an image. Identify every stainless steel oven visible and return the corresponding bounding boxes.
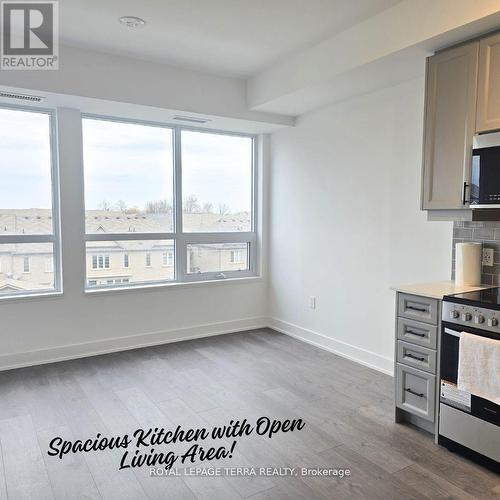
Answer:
[440,299,500,472]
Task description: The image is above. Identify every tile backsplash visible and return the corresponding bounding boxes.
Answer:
[452,221,500,285]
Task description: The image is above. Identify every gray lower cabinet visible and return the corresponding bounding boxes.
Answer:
[396,363,436,421]
[397,341,436,374]
[397,317,437,349]
[394,292,440,436]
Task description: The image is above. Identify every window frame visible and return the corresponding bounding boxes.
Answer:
[0,104,62,299]
[81,114,258,290]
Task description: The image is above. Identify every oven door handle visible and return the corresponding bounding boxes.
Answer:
[444,327,461,337]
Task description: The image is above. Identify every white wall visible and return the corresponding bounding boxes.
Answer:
[268,77,453,374]
[0,280,267,369]
[0,45,292,129]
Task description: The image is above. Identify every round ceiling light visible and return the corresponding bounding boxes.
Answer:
[119,16,146,28]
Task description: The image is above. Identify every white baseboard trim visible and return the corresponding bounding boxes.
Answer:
[0,316,267,372]
[268,317,394,376]
[0,316,394,375]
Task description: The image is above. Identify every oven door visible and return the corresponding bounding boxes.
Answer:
[470,146,500,207]
[440,323,500,426]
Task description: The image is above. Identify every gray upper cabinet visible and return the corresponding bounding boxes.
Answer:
[477,32,500,133]
[421,42,479,210]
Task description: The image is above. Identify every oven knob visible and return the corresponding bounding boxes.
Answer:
[488,317,498,327]
[461,312,472,321]
[474,315,485,324]
[449,310,459,319]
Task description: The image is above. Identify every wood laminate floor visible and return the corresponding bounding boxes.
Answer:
[0,329,498,500]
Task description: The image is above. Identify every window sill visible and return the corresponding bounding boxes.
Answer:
[84,275,263,296]
[0,290,63,303]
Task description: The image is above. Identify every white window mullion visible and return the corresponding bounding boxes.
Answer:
[174,126,187,282]
[0,234,55,244]
[182,232,254,244]
[56,107,87,296]
[85,232,175,242]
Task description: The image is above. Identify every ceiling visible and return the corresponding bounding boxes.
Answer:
[60,0,401,78]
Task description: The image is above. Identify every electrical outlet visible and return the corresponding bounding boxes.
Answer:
[309,296,316,309]
[482,248,494,267]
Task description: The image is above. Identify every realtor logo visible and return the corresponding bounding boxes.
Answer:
[1,1,58,69]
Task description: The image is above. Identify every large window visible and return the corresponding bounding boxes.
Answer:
[0,107,59,297]
[181,131,252,232]
[82,117,256,289]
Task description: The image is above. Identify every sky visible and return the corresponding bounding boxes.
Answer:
[0,108,52,209]
[0,108,253,214]
[84,119,252,214]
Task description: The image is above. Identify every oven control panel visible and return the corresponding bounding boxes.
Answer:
[443,302,500,335]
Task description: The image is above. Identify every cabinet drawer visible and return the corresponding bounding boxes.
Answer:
[397,317,437,349]
[398,293,438,325]
[397,340,436,374]
[396,363,436,422]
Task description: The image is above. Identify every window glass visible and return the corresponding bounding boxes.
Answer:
[181,131,252,232]
[82,119,174,234]
[81,117,256,289]
[0,243,54,295]
[187,243,249,274]
[0,109,53,235]
[85,240,174,287]
[0,107,58,298]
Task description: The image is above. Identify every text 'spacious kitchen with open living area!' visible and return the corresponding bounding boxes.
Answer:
[2,1,500,499]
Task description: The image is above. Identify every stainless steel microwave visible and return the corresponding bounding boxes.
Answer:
[470,133,500,208]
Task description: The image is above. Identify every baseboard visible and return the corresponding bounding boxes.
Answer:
[0,316,267,371]
[268,317,394,376]
[0,316,394,375]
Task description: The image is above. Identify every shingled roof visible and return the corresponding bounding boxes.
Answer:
[0,209,251,254]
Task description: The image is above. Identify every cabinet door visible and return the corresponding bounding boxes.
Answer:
[477,32,500,133]
[421,42,478,210]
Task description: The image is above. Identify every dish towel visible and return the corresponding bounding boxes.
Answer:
[458,332,500,404]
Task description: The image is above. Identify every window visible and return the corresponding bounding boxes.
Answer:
[82,118,174,233]
[0,107,60,297]
[162,251,173,267]
[82,117,256,289]
[181,131,252,233]
[92,254,110,269]
[230,250,244,264]
[45,257,54,273]
[187,244,249,274]
[85,240,174,286]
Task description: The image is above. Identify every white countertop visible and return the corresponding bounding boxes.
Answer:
[391,281,492,300]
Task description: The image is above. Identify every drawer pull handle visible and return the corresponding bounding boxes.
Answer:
[406,353,426,362]
[407,305,427,313]
[406,329,426,338]
[405,388,424,398]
